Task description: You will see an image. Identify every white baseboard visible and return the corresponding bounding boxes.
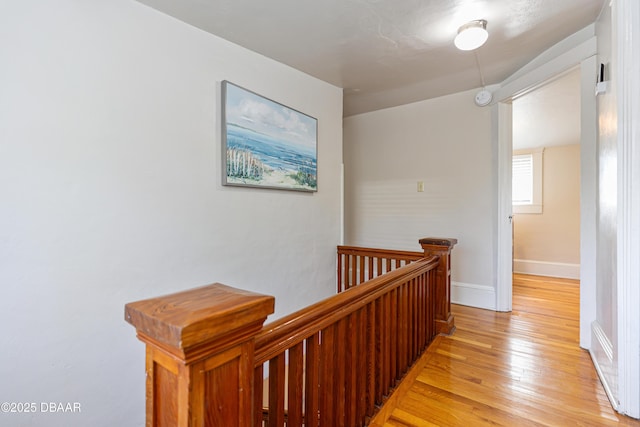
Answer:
[513,259,580,280]
[451,281,496,311]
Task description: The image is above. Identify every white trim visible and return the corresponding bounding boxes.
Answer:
[501,25,596,86]
[513,259,580,280]
[494,36,597,103]
[494,102,513,312]
[512,204,542,214]
[451,281,496,311]
[580,55,598,350]
[616,0,640,418]
[592,321,614,362]
[340,163,344,245]
[591,320,619,410]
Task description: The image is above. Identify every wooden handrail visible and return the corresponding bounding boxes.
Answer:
[337,245,424,292]
[255,256,439,363]
[256,256,439,426]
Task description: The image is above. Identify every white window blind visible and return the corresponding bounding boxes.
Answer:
[512,148,543,214]
[512,154,533,205]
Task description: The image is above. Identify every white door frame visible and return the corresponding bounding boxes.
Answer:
[493,35,598,323]
[579,55,598,350]
[494,102,513,312]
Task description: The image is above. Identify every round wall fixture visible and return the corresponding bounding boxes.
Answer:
[474,89,492,107]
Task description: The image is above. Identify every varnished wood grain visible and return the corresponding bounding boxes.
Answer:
[125,283,275,427]
[420,239,457,335]
[372,274,640,427]
[257,256,442,426]
[153,358,178,427]
[125,283,274,351]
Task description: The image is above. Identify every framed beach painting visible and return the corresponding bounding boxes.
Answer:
[221,81,318,192]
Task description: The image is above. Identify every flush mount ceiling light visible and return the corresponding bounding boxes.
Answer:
[454,19,488,51]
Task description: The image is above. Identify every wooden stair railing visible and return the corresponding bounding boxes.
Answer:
[336,246,424,292]
[255,256,439,427]
[125,237,456,427]
[338,238,457,335]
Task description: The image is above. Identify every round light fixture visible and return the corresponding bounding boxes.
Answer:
[454,20,488,51]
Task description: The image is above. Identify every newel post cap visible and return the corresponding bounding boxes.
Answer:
[125,283,275,353]
[419,237,458,249]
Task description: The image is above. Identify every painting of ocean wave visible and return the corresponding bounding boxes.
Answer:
[222,81,318,192]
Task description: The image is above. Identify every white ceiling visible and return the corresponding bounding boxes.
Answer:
[136,0,604,117]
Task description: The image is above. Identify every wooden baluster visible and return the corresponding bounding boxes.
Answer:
[344,313,358,427]
[396,282,411,370]
[320,325,336,426]
[408,280,414,361]
[412,277,419,356]
[374,298,383,402]
[350,255,357,289]
[124,283,274,427]
[417,274,430,352]
[389,288,398,384]
[337,251,344,292]
[254,365,264,427]
[354,308,367,426]
[268,354,286,427]
[365,302,376,420]
[429,268,437,340]
[335,318,347,426]
[304,334,320,427]
[344,253,350,290]
[420,237,458,335]
[287,343,304,427]
[382,292,392,394]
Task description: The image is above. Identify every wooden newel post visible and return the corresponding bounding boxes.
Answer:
[419,237,458,335]
[125,283,275,427]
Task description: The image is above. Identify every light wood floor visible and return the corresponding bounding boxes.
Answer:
[370,274,640,427]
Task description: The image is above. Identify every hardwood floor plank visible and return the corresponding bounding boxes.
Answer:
[370,274,640,426]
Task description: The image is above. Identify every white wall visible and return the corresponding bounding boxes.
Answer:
[343,89,496,309]
[0,1,343,426]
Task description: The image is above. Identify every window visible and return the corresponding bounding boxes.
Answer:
[512,154,533,204]
[512,148,543,214]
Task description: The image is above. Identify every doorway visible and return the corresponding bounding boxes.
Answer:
[511,69,582,282]
[494,55,598,352]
